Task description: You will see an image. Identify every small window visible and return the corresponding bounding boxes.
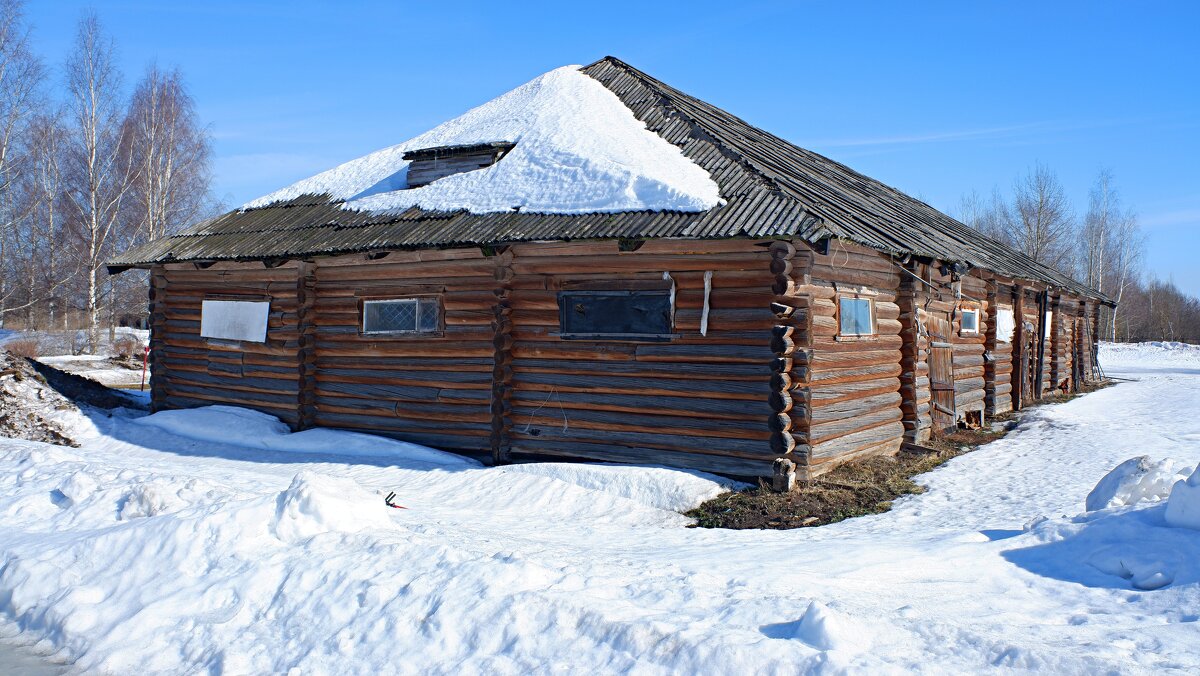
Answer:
[559,290,672,340]
[838,297,875,337]
[200,299,269,342]
[960,308,980,334]
[362,298,440,334]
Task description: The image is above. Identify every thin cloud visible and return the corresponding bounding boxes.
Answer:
[1141,207,1200,229]
[805,115,1160,150]
[807,122,1046,148]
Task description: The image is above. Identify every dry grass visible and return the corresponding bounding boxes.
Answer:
[110,334,144,361]
[4,337,41,358]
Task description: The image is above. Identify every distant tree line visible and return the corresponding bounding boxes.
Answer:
[956,165,1200,344]
[0,1,214,347]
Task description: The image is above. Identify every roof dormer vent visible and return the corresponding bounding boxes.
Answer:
[403,141,516,188]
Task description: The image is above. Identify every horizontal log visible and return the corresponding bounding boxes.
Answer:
[811,419,905,460]
[508,390,772,420]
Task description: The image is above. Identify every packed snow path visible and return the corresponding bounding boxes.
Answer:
[2,344,1200,673]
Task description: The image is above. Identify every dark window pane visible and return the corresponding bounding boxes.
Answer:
[962,310,978,332]
[418,298,439,331]
[559,291,672,337]
[364,300,417,332]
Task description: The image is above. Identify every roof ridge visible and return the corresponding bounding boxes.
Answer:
[582,57,795,199]
[583,57,1105,301]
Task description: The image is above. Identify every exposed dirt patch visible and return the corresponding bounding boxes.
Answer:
[687,422,1015,530]
[0,353,80,446]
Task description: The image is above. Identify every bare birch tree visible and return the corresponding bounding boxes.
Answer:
[23,110,67,328]
[61,13,133,346]
[1080,169,1116,293]
[957,167,1076,273]
[0,0,43,321]
[1005,164,1076,271]
[955,188,1009,243]
[119,64,212,245]
[1105,209,1144,340]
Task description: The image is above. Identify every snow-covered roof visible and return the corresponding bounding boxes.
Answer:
[109,57,1108,303]
[243,66,723,215]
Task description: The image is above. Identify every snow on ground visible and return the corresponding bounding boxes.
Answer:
[1,342,1200,673]
[244,65,723,215]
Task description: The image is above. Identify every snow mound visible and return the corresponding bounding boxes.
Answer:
[502,462,742,512]
[1165,464,1200,530]
[54,471,98,507]
[118,481,189,520]
[133,404,288,441]
[272,472,391,543]
[762,601,872,653]
[244,66,722,215]
[132,405,476,468]
[1085,456,1189,511]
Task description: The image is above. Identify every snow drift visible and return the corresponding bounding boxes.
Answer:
[131,405,476,468]
[1085,456,1190,511]
[245,66,723,215]
[1165,464,1200,531]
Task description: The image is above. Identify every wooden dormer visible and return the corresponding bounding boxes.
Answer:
[403,141,516,188]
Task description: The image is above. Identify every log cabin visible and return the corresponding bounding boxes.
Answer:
[108,57,1112,481]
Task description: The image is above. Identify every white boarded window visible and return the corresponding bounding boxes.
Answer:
[838,297,875,336]
[960,308,980,334]
[363,298,440,334]
[200,300,269,342]
[996,306,1015,343]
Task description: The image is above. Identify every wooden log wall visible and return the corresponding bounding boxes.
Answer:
[800,241,905,471]
[909,265,989,428]
[491,250,515,463]
[984,278,1015,416]
[1053,296,1080,394]
[147,237,1110,480]
[152,260,304,425]
[898,261,931,442]
[148,268,167,412]
[769,240,812,475]
[1020,286,1046,400]
[502,238,799,478]
[1077,300,1097,380]
[950,270,989,420]
[308,249,496,455]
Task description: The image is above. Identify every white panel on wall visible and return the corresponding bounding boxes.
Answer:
[996,306,1015,343]
[1045,310,1053,339]
[200,300,269,342]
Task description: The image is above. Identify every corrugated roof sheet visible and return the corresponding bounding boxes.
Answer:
[109,57,1109,302]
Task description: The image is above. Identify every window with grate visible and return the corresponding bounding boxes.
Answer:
[838,297,875,337]
[362,298,440,334]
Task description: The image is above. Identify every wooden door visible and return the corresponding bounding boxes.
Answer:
[927,314,956,435]
[1022,326,1038,405]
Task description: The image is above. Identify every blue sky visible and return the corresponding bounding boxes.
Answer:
[25,1,1200,294]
